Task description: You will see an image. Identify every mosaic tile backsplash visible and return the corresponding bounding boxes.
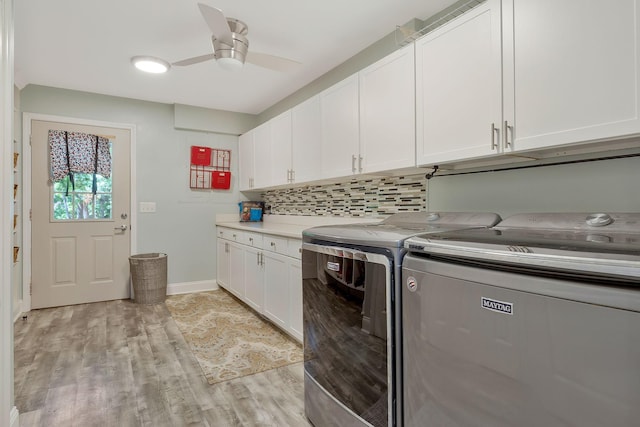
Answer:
[262,174,426,217]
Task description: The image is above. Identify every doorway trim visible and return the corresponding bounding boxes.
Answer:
[21,113,137,313]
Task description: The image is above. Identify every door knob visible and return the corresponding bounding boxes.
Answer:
[114,225,128,231]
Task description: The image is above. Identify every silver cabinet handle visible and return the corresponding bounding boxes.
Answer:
[225,242,229,253]
[114,225,127,231]
[358,156,363,172]
[491,123,498,150]
[249,237,253,244]
[504,120,512,149]
[352,155,357,173]
[257,252,260,265]
[291,169,295,183]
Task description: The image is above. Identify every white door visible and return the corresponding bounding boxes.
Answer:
[31,119,131,309]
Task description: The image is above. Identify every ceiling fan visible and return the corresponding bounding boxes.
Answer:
[173,3,301,72]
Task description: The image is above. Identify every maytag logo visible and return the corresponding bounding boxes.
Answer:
[326,262,341,272]
[481,297,513,315]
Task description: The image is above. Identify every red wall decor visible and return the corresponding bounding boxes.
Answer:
[189,146,231,190]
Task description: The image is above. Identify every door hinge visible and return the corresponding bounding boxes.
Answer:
[29,134,32,146]
[29,208,32,221]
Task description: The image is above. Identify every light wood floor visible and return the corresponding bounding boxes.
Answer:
[14,299,312,427]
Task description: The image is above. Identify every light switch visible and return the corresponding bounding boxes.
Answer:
[140,202,156,213]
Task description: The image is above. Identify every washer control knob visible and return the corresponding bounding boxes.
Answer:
[586,213,613,227]
[586,234,611,243]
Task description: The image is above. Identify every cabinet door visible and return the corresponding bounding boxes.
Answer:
[415,0,502,166]
[238,130,254,191]
[244,247,264,313]
[228,242,245,299]
[320,74,360,179]
[288,260,302,343]
[292,95,322,184]
[216,239,230,290]
[360,44,416,173]
[263,251,289,329]
[253,121,272,189]
[270,110,293,187]
[504,0,640,152]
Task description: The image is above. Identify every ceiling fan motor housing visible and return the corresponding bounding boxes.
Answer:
[211,18,249,64]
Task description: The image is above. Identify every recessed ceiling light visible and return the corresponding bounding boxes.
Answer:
[131,56,170,74]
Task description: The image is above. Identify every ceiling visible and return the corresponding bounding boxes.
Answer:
[15,0,458,115]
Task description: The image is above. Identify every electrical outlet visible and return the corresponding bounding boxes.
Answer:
[140,202,156,213]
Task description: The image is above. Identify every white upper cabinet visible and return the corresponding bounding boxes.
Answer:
[504,0,640,153]
[269,110,293,187]
[360,43,416,173]
[320,74,360,179]
[238,130,255,191]
[416,0,640,167]
[291,95,322,184]
[252,121,272,189]
[416,0,503,166]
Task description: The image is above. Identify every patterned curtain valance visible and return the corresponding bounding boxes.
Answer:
[48,130,112,194]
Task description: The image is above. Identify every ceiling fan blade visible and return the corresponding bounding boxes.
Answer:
[172,53,216,67]
[197,3,233,46]
[245,52,301,72]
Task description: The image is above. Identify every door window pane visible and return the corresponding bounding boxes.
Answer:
[52,173,112,220]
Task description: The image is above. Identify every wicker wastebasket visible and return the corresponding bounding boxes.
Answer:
[129,253,167,304]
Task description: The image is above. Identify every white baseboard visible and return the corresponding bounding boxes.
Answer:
[166,280,218,296]
[10,406,19,427]
[13,308,23,323]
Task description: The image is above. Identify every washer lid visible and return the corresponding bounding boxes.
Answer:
[303,212,501,248]
[405,213,640,282]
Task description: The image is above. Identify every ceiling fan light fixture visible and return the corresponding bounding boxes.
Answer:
[211,33,248,70]
[217,57,244,71]
[131,56,170,74]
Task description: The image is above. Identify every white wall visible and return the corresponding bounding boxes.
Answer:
[426,156,640,216]
[20,85,244,285]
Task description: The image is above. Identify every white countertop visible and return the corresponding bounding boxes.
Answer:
[215,214,383,239]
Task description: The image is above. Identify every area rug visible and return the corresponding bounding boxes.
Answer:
[165,290,303,384]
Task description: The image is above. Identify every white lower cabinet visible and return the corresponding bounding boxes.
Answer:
[216,239,230,289]
[216,226,302,343]
[228,242,245,299]
[244,246,264,312]
[263,251,289,329]
[288,261,303,342]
